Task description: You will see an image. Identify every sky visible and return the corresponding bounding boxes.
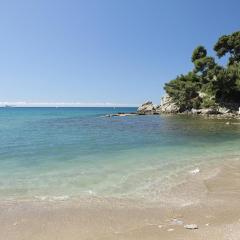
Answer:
[0,0,240,106]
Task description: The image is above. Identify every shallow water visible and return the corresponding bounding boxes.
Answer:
[0,107,240,201]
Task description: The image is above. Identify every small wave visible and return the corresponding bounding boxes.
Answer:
[189,168,200,175]
[34,195,70,201]
[85,190,96,195]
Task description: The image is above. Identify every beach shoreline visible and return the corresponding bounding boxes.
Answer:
[1,159,240,240]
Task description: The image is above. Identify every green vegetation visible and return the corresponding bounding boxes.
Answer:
[164,31,240,111]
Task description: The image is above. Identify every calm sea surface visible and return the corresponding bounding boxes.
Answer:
[0,107,240,201]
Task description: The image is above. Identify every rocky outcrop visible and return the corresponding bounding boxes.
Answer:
[137,96,180,115]
[124,95,240,118]
[157,95,180,113]
[137,101,157,115]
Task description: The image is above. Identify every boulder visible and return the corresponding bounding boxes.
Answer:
[199,108,219,115]
[191,109,202,114]
[218,107,231,114]
[137,101,157,115]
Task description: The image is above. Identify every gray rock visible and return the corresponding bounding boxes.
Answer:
[184,224,198,230]
[182,110,191,114]
[191,108,220,115]
[137,101,157,115]
[218,107,231,114]
[199,108,219,115]
[157,95,180,113]
[191,109,202,114]
[140,101,152,107]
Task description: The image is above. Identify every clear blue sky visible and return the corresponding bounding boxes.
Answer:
[0,0,239,106]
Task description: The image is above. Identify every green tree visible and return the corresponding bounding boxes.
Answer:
[164,72,201,110]
[191,46,207,62]
[214,31,240,65]
[164,30,240,111]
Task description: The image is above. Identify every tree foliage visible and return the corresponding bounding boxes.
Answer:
[165,72,201,110]
[214,31,240,65]
[164,31,240,111]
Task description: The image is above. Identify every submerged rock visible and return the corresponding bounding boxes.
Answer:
[106,113,136,117]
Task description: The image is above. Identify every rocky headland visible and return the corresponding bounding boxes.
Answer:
[109,31,240,119]
[136,95,240,119]
[107,94,240,119]
[135,31,240,119]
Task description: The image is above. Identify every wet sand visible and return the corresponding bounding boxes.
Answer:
[1,160,240,240]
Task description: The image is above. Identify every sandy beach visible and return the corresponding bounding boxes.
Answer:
[1,159,240,240]
[1,0,240,239]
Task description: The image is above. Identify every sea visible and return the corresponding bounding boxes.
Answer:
[0,107,240,202]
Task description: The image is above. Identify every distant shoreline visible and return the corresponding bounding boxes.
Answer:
[0,106,138,108]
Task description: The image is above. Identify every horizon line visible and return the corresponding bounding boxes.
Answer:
[0,101,139,107]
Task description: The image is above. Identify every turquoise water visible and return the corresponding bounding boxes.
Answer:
[0,107,240,201]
